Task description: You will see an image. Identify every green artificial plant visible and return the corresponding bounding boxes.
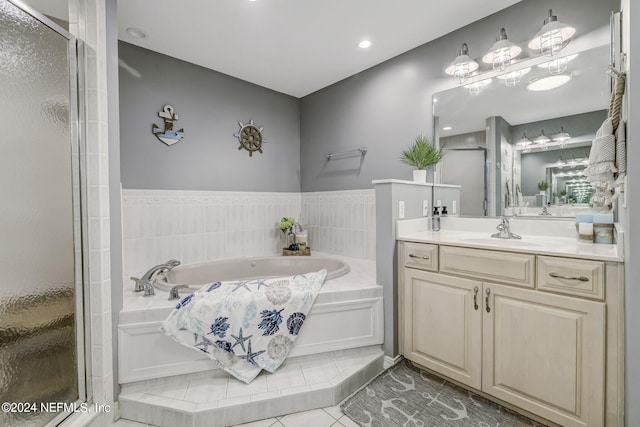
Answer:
[400,135,444,170]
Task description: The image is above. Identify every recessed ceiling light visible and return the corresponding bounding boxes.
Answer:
[526,74,572,91]
[358,40,372,49]
[126,27,147,39]
[442,126,452,131]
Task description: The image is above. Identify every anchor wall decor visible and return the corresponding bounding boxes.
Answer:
[152,104,184,146]
[234,119,266,157]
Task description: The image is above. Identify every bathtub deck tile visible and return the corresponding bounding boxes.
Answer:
[118,346,384,427]
[184,374,229,403]
[301,359,339,384]
[265,363,306,392]
[250,390,281,402]
[226,373,268,398]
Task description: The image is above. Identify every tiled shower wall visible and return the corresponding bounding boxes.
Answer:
[301,190,376,261]
[121,189,375,286]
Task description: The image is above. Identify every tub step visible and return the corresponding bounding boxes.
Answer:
[118,346,384,427]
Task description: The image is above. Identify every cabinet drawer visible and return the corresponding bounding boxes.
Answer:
[403,242,438,272]
[537,256,604,300]
[439,246,535,288]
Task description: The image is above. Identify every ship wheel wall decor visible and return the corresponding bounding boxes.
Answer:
[234,119,266,156]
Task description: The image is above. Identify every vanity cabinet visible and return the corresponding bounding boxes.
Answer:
[399,242,623,427]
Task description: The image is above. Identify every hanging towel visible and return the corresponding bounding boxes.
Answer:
[161,269,328,383]
[585,117,617,183]
[616,121,626,177]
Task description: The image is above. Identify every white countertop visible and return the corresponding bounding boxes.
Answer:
[397,217,623,262]
[371,179,461,188]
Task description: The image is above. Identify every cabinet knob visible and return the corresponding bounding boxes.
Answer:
[485,288,491,313]
[409,254,430,260]
[473,286,479,310]
[549,272,589,282]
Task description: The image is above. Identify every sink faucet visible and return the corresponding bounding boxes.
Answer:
[491,217,522,239]
[130,259,181,295]
[539,206,552,215]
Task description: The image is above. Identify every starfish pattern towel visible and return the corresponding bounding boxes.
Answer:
[161,269,327,383]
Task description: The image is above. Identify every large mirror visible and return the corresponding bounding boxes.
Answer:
[433,38,611,218]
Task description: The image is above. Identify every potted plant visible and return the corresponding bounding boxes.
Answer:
[537,181,549,194]
[278,217,296,248]
[400,135,444,182]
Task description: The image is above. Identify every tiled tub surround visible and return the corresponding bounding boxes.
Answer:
[122,190,302,283]
[118,253,383,426]
[122,189,376,288]
[301,190,376,261]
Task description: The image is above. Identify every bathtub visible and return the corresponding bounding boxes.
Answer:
[118,252,383,383]
[153,255,350,293]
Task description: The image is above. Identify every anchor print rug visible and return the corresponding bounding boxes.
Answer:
[341,360,548,427]
[161,269,327,383]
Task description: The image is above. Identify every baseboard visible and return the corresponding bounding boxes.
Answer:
[384,354,403,369]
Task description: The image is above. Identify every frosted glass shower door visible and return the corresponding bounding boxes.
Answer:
[0,1,83,426]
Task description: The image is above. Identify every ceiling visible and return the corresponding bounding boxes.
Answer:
[22,0,523,97]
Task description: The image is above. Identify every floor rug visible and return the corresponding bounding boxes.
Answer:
[341,359,548,427]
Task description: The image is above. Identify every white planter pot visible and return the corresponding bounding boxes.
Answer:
[413,169,427,182]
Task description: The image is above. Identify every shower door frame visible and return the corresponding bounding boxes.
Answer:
[6,1,90,424]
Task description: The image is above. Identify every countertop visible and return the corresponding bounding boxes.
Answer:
[397,217,623,262]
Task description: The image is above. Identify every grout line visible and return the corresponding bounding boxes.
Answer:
[321,408,338,421]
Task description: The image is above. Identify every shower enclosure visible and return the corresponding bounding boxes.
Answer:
[0,1,86,426]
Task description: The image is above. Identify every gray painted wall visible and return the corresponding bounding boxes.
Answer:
[300,0,619,193]
[510,110,607,145]
[119,42,301,192]
[510,110,606,195]
[374,182,433,356]
[520,146,590,196]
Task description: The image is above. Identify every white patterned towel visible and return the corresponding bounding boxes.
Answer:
[585,117,617,183]
[161,269,327,383]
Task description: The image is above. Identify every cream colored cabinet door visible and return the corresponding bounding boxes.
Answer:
[403,269,482,389]
[482,283,606,427]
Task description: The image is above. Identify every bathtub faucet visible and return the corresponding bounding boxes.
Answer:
[131,259,181,295]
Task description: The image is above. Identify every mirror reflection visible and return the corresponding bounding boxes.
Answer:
[434,43,611,218]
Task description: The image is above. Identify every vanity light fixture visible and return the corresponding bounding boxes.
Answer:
[534,130,550,150]
[553,126,571,148]
[497,67,531,87]
[538,54,578,75]
[528,9,576,57]
[526,74,571,91]
[445,43,479,84]
[358,40,372,49]
[482,28,521,72]
[517,132,532,148]
[463,78,492,96]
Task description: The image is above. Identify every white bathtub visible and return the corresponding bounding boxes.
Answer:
[153,256,350,293]
[118,252,383,383]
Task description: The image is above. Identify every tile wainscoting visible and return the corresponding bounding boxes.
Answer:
[301,190,376,261]
[121,189,375,285]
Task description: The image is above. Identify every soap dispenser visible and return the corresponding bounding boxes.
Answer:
[432,207,441,231]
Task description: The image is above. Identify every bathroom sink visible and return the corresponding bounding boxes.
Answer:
[458,237,541,248]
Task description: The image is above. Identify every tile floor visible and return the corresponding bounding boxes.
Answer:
[112,404,360,427]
